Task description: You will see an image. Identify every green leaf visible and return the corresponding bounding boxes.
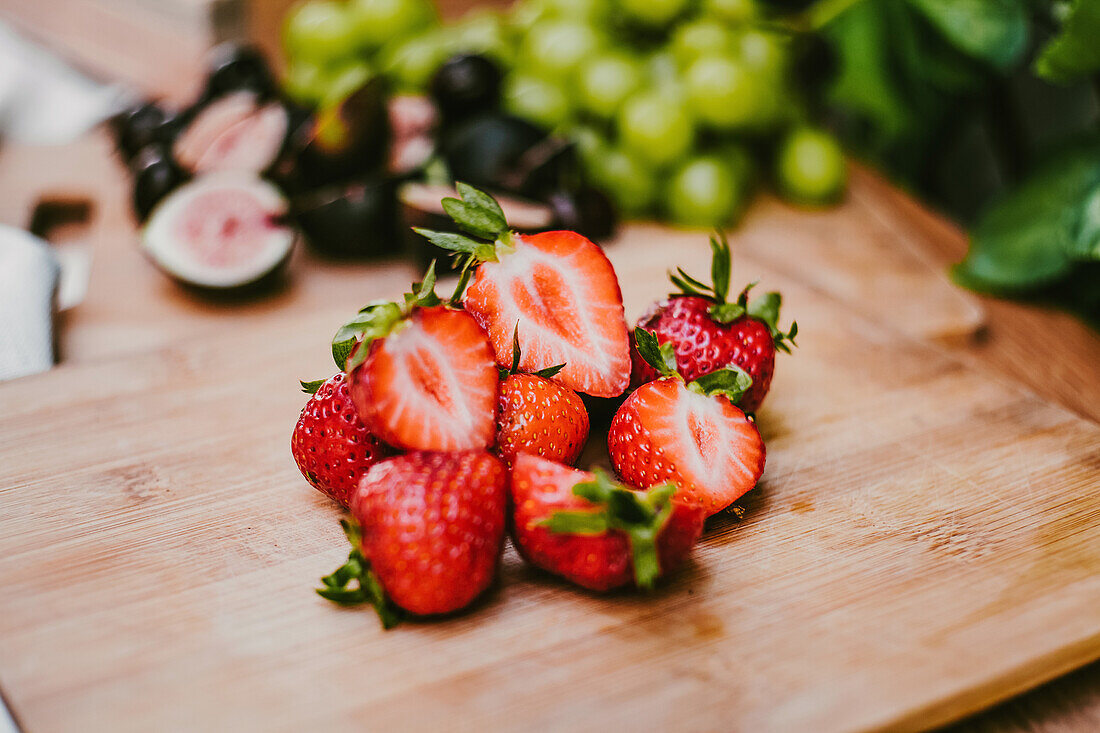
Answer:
[957,140,1100,292]
[905,0,1028,71]
[510,323,522,374]
[708,302,746,324]
[1072,185,1100,261]
[442,198,509,240]
[450,256,476,305]
[332,302,403,371]
[300,378,327,394]
[747,292,782,333]
[633,327,679,378]
[541,472,680,589]
[709,232,731,303]
[456,182,507,228]
[1035,0,1100,83]
[533,364,566,379]
[412,228,496,261]
[689,366,753,405]
[316,521,402,629]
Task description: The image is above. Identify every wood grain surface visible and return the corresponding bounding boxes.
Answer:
[1,215,1100,731]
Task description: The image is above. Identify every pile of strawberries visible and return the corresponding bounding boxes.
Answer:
[291,184,795,627]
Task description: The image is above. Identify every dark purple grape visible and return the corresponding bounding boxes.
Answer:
[430,54,502,124]
[131,145,187,221]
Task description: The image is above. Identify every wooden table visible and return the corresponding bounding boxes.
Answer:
[1,130,1099,730]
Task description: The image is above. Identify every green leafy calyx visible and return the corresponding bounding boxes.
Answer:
[300,378,327,394]
[539,470,679,590]
[316,519,402,629]
[332,261,443,372]
[688,364,754,405]
[499,322,566,379]
[413,182,517,303]
[633,327,679,378]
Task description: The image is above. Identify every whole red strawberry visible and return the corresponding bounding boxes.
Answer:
[291,373,390,506]
[318,450,508,626]
[510,453,705,592]
[612,329,766,516]
[630,232,796,413]
[335,263,499,452]
[495,328,589,467]
[415,182,631,398]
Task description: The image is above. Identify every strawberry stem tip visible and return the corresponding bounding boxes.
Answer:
[669,231,799,347]
[539,470,678,590]
[316,519,403,629]
[330,261,444,372]
[299,378,327,394]
[634,327,754,405]
[413,182,518,303]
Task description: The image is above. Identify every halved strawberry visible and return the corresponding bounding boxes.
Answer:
[336,264,499,452]
[610,329,766,515]
[414,183,631,398]
[510,454,705,592]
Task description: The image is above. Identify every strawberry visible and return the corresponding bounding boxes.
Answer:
[414,183,631,398]
[631,232,796,413]
[291,373,390,506]
[318,450,508,625]
[495,327,589,467]
[611,329,766,516]
[336,264,499,452]
[510,453,705,592]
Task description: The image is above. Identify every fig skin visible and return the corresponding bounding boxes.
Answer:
[130,144,189,222]
[430,54,502,126]
[293,176,400,259]
[201,43,277,102]
[111,103,182,162]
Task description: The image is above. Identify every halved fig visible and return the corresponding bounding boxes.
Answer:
[173,91,290,175]
[143,172,296,289]
[398,181,552,269]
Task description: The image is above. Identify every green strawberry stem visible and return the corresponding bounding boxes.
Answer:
[540,470,678,590]
[316,519,402,629]
[670,231,799,346]
[331,261,443,372]
[299,378,327,394]
[634,326,754,405]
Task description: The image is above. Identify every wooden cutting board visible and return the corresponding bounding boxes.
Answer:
[1,230,1098,732]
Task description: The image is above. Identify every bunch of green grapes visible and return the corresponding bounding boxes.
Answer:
[281,0,847,227]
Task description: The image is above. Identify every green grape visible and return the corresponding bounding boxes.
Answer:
[519,20,602,82]
[282,60,330,106]
[684,54,767,130]
[669,19,737,68]
[378,30,446,91]
[587,146,658,214]
[645,50,681,92]
[577,52,643,120]
[348,0,436,51]
[444,10,513,64]
[504,73,571,129]
[321,61,374,106]
[775,127,847,204]
[566,123,607,167]
[618,90,694,166]
[282,1,358,66]
[738,28,788,76]
[666,155,745,227]
[614,0,691,26]
[703,0,757,24]
[542,0,610,21]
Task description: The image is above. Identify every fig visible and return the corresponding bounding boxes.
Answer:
[547,186,618,241]
[130,144,189,221]
[201,43,277,101]
[429,54,502,125]
[399,182,552,269]
[293,176,399,258]
[111,102,181,161]
[173,91,291,176]
[439,112,576,198]
[289,76,391,188]
[142,172,297,289]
